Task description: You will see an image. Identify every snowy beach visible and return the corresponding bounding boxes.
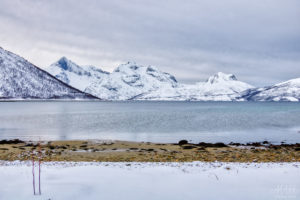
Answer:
[0,161,299,200]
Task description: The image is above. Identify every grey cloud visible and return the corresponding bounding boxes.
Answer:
[0,0,299,86]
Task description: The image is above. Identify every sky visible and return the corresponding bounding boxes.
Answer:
[0,0,299,86]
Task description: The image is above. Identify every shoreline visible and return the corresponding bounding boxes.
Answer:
[0,139,299,162]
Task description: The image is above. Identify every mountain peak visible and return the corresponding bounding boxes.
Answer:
[58,56,68,62]
[55,57,75,71]
[275,77,300,87]
[113,61,140,72]
[207,72,237,84]
[126,61,137,65]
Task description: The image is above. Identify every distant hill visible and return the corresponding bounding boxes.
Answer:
[241,78,300,101]
[0,47,97,100]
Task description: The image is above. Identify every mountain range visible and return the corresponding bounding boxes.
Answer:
[46,57,300,101]
[46,58,256,101]
[0,46,299,101]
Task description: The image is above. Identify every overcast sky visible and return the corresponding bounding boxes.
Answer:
[0,0,299,86]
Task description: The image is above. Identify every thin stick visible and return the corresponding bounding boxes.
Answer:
[38,141,41,195]
[32,154,35,195]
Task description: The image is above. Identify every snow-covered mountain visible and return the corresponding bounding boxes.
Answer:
[47,60,178,100]
[241,78,300,102]
[85,62,179,100]
[138,72,254,101]
[46,57,109,92]
[0,47,96,99]
[46,59,254,101]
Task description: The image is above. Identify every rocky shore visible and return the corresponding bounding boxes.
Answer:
[0,139,299,162]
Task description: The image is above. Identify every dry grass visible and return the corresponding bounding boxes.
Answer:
[0,140,299,162]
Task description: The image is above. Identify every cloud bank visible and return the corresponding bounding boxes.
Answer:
[0,0,299,86]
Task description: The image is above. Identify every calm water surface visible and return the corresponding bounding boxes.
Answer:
[0,101,300,143]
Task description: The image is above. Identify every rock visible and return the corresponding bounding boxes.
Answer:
[246,142,262,147]
[198,142,227,148]
[270,145,279,150]
[229,142,241,146]
[146,149,154,152]
[198,142,211,147]
[197,147,207,151]
[178,140,188,145]
[214,143,228,147]
[295,147,300,151]
[24,143,33,147]
[0,139,24,144]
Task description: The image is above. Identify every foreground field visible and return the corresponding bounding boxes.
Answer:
[0,161,299,200]
[0,139,299,162]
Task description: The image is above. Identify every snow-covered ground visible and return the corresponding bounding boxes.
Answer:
[0,161,299,200]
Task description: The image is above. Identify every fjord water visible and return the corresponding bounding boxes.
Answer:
[0,101,299,144]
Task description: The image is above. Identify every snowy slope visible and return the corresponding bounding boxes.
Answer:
[241,78,300,102]
[0,47,96,99]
